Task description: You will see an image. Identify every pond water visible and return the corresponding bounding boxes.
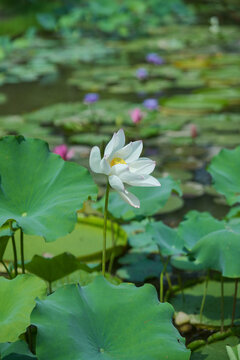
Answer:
[0,25,239,223]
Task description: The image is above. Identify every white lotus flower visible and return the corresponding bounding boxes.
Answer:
[89,129,161,208]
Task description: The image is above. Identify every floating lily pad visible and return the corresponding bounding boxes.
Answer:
[197,133,240,147]
[194,113,240,132]
[171,281,240,327]
[32,276,190,360]
[25,102,84,125]
[163,94,227,112]
[0,136,97,241]
[4,216,127,262]
[181,182,205,198]
[157,195,184,214]
[0,274,46,342]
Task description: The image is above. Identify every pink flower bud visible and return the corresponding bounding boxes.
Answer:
[53,145,74,161]
[190,124,198,139]
[130,108,143,124]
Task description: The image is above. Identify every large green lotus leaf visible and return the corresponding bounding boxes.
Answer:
[171,280,240,327]
[0,340,36,359]
[208,147,240,206]
[191,229,240,278]
[32,276,190,360]
[25,253,91,283]
[0,274,46,343]
[147,221,184,256]
[178,211,225,251]
[0,136,97,241]
[4,216,127,262]
[117,252,165,282]
[191,337,239,360]
[102,176,182,220]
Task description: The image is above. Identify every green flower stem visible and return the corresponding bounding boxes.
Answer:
[231,278,238,327]
[20,228,25,274]
[1,260,12,278]
[10,221,18,277]
[165,272,172,291]
[108,221,118,274]
[199,270,210,323]
[102,182,110,276]
[159,256,170,302]
[221,276,225,332]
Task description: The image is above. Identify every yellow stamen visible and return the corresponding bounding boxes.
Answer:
[110,157,126,167]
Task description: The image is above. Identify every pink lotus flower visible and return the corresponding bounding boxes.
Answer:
[130,108,143,124]
[53,145,74,161]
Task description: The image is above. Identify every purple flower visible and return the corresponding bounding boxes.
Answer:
[136,68,148,80]
[84,93,99,104]
[146,53,164,65]
[143,99,159,110]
